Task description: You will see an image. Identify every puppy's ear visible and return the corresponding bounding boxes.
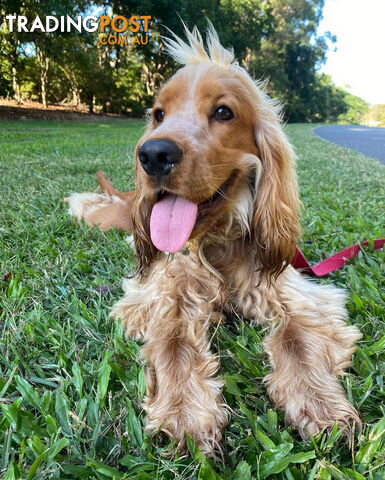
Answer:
[253,123,301,279]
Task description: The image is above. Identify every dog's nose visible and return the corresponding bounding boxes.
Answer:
[138,139,182,177]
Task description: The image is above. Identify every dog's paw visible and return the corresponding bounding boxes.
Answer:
[65,192,107,221]
[110,277,149,339]
[142,371,229,456]
[65,192,130,232]
[145,401,228,456]
[285,396,361,441]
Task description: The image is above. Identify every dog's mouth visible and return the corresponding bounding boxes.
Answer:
[149,174,236,253]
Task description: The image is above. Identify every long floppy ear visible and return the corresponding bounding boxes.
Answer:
[253,122,301,279]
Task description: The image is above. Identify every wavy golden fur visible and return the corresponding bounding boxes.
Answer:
[66,23,361,455]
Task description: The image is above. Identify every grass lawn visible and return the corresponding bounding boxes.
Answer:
[0,119,384,480]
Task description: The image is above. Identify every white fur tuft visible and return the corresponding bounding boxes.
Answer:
[162,20,235,67]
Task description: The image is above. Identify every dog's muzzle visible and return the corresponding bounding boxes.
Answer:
[138,139,182,177]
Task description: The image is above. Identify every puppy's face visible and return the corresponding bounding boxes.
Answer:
[135,63,258,249]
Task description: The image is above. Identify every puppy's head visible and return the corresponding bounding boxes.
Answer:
[132,24,300,278]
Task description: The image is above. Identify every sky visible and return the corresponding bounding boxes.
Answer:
[317,0,385,105]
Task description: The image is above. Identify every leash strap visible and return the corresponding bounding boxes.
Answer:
[291,238,385,276]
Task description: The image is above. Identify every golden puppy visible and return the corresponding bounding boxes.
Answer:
[67,24,361,454]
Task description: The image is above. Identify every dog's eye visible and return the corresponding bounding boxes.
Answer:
[154,109,165,123]
[214,106,234,121]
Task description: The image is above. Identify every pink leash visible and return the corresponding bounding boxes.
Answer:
[291,238,385,276]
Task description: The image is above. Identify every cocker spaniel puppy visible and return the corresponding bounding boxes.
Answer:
[66,24,361,454]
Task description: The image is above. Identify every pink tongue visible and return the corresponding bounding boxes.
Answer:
[150,194,198,253]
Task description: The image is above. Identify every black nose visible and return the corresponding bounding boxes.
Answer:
[138,139,182,177]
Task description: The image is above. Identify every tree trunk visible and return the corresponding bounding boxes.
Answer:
[8,39,21,103]
[36,48,50,107]
[12,66,21,104]
[61,67,80,108]
[243,49,252,70]
[72,86,80,107]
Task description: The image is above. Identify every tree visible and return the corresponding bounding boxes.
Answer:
[250,0,339,122]
[0,17,22,101]
[1,0,89,106]
[337,91,369,125]
[367,104,385,127]
[0,0,360,121]
[89,0,273,112]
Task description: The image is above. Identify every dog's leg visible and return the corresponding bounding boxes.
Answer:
[142,303,228,455]
[233,264,361,439]
[112,254,229,454]
[65,171,135,232]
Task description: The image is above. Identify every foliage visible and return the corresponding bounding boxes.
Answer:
[337,91,370,125]
[0,0,89,105]
[367,104,385,127]
[0,120,384,478]
[311,74,348,122]
[0,29,14,97]
[0,0,365,122]
[250,0,346,122]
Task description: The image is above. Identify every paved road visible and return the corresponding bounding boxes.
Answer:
[314,125,385,165]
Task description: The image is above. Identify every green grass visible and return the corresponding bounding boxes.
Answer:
[0,119,384,480]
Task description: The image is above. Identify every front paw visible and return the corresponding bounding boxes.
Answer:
[285,395,361,440]
[143,378,229,456]
[111,278,149,340]
[145,402,228,456]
